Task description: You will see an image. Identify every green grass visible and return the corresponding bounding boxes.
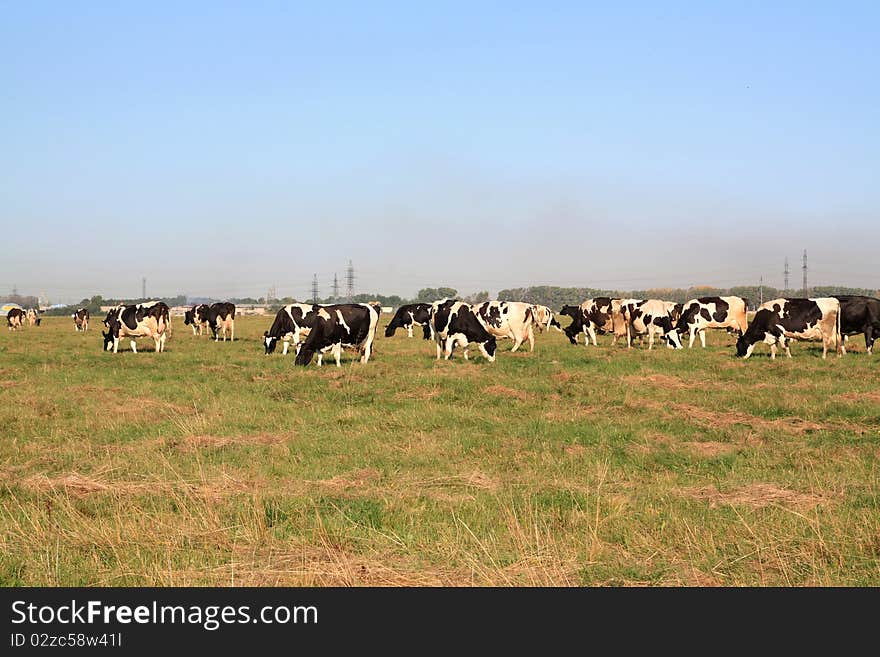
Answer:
[1,315,878,586]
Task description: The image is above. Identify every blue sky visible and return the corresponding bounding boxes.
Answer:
[1,2,877,302]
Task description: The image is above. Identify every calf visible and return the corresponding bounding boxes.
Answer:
[676,296,748,348]
[385,303,433,339]
[263,303,323,355]
[102,301,170,353]
[207,302,236,341]
[833,295,880,355]
[6,308,24,331]
[531,305,562,333]
[294,303,381,367]
[736,297,841,359]
[183,304,209,335]
[473,301,537,352]
[621,299,683,349]
[429,299,497,362]
[73,308,90,331]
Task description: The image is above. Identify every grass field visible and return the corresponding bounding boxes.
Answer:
[1,315,878,586]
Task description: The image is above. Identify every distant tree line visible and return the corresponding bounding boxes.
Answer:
[36,284,880,318]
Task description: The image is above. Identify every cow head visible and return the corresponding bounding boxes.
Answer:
[735,333,755,358]
[263,331,278,354]
[183,310,195,326]
[664,329,683,349]
[101,328,115,351]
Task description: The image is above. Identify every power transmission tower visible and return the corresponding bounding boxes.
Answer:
[267,285,276,303]
[802,250,808,297]
[332,273,339,300]
[311,274,319,304]
[142,277,146,300]
[783,258,789,293]
[346,260,355,301]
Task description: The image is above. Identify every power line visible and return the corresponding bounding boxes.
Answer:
[346,260,355,301]
[802,249,808,297]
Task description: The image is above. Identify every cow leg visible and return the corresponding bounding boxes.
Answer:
[361,333,374,364]
[510,334,523,352]
[770,342,777,359]
[436,339,443,360]
[230,322,234,342]
[688,328,696,348]
[113,338,120,353]
[334,344,342,368]
[130,339,138,353]
[699,330,707,348]
[866,329,875,355]
[407,325,413,338]
[316,353,323,367]
[585,325,596,346]
[528,325,535,352]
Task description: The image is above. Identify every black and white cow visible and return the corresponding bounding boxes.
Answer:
[207,302,236,341]
[102,301,170,353]
[736,298,841,360]
[834,295,880,355]
[73,308,90,331]
[263,303,323,355]
[621,299,683,349]
[675,296,748,348]
[294,303,381,367]
[183,304,209,336]
[6,308,24,331]
[531,305,562,333]
[473,301,538,352]
[25,308,38,326]
[429,299,497,362]
[560,298,629,346]
[384,303,433,339]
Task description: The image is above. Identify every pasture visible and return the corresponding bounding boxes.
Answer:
[1,315,878,586]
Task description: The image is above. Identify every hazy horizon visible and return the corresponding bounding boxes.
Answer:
[3,4,878,305]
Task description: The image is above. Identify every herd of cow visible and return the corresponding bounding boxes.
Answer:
[7,294,880,364]
[4,307,41,329]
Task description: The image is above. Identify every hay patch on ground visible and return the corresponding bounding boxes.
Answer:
[483,385,532,401]
[683,483,829,509]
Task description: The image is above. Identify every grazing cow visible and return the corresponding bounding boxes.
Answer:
[207,302,236,341]
[472,301,538,352]
[73,308,90,331]
[294,303,381,367]
[385,303,433,339]
[531,305,562,333]
[183,304,209,335]
[676,296,749,348]
[736,297,841,359]
[621,299,683,349]
[102,301,170,353]
[6,308,24,330]
[25,308,38,326]
[263,303,323,355]
[834,295,880,355]
[561,298,630,346]
[429,299,497,362]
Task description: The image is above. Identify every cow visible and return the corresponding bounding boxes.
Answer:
[472,301,538,352]
[429,299,497,362]
[25,308,38,326]
[531,305,562,333]
[6,308,24,331]
[621,299,684,349]
[832,295,880,355]
[736,298,841,359]
[560,298,630,346]
[294,303,381,367]
[102,301,170,353]
[675,296,749,348]
[183,304,209,335]
[73,308,90,332]
[263,303,323,355]
[207,302,236,341]
[385,303,434,339]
